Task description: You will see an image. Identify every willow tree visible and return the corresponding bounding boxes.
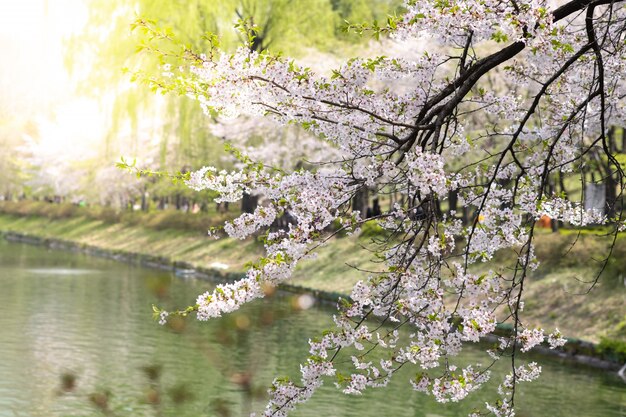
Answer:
[68,0,400,171]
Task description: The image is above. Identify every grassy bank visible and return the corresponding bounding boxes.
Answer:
[501,230,626,348]
[0,201,374,294]
[0,201,624,350]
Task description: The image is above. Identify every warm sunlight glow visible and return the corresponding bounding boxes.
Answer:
[0,0,102,153]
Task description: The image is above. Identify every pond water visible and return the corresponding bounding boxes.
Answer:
[0,240,624,417]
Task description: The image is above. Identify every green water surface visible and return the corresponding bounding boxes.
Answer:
[0,240,623,417]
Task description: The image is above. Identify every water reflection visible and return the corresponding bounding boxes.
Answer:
[0,240,623,417]
[26,268,103,275]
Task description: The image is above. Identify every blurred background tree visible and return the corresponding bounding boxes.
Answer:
[66,0,401,169]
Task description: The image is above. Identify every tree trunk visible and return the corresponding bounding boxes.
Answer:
[141,191,148,212]
[448,190,458,217]
[241,192,258,214]
[462,206,470,226]
[558,171,567,198]
[351,187,369,219]
[605,127,617,220]
[605,173,617,220]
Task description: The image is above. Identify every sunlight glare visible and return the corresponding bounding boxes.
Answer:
[0,0,103,155]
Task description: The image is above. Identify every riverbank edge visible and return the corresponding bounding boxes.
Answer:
[1,229,623,373]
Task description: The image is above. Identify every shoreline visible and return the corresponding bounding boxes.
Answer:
[0,230,345,303]
[1,229,624,374]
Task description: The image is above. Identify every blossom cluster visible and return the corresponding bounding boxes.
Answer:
[398,0,555,45]
[149,0,626,415]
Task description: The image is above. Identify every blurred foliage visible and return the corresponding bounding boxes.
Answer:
[597,336,626,363]
[359,220,387,239]
[66,0,402,169]
[0,200,237,233]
